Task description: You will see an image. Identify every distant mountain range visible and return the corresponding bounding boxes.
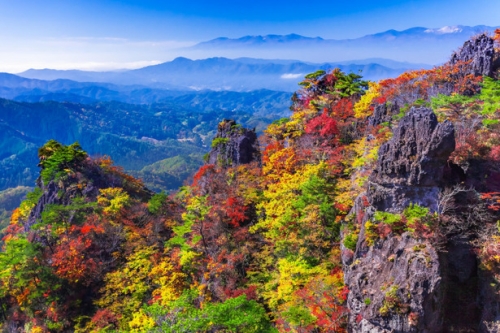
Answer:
[187,25,499,64]
[17,57,427,93]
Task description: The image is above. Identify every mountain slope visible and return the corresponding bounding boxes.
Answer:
[0,97,282,192]
[1,31,500,333]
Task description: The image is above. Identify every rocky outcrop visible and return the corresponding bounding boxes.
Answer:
[207,119,260,167]
[347,230,442,332]
[367,102,400,129]
[344,107,455,332]
[450,34,495,77]
[369,107,455,213]
[25,159,151,232]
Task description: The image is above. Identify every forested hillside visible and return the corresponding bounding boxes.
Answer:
[0,97,283,193]
[1,31,500,332]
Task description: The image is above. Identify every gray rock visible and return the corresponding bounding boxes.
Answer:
[367,102,400,129]
[346,233,442,333]
[370,107,455,189]
[450,34,495,77]
[345,107,454,332]
[207,119,260,167]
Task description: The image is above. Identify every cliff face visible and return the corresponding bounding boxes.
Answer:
[450,33,496,77]
[369,108,455,213]
[345,108,454,332]
[344,34,500,333]
[207,119,260,167]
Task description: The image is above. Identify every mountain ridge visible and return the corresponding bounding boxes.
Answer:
[17,57,426,92]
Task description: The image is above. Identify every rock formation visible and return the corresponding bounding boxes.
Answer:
[344,107,455,332]
[207,119,260,167]
[450,33,495,77]
[369,107,455,213]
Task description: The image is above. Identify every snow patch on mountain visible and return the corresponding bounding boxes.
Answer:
[425,26,463,34]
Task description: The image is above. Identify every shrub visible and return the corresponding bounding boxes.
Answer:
[38,140,87,183]
[343,233,358,251]
[211,137,229,148]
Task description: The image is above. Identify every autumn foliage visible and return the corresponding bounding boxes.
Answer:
[2,33,500,332]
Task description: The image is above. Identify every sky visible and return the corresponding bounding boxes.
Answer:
[0,0,499,72]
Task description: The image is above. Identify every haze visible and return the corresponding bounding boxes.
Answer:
[0,0,499,72]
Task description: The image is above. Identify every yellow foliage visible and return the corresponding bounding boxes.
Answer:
[149,258,187,306]
[268,257,326,308]
[128,309,156,333]
[364,221,379,246]
[354,81,380,118]
[97,187,130,215]
[10,208,21,225]
[95,246,155,328]
[262,147,297,180]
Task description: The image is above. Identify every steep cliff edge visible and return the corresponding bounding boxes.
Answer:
[344,33,500,333]
[344,108,454,332]
[207,119,260,167]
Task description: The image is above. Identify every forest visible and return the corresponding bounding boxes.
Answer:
[0,31,500,332]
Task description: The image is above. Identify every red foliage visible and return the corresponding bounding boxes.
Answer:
[91,309,119,329]
[51,235,98,284]
[225,197,247,227]
[377,61,482,107]
[224,285,257,300]
[377,223,392,239]
[330,99,354,119]
[356,211,365,225]
[489,145,500,161]
[481,192,500,211]
[305,110,339,137]
[192,164,216,187]
[81,223,105,235]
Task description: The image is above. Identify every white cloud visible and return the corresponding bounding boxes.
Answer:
[424,26,462,34]
[281,73,303,79]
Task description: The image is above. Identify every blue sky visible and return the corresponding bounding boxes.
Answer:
[0,0,498,71]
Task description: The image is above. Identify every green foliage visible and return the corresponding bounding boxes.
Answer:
[412,98,429,107]
[148,191,168,214]
[333,72,369,97]
[483,119,500,127]
[304,70,326,80]
[282,305,317,327]
[167,195,210,267]
[292,174,339,241]
[374,211,402,226]
[379,285,402,316]
[38,140,87,183]
[24,187,43,207]
[431,93,478,113]
[272,117,290,125]
[403,203,429,223]
[211,137,230,148]
[203,152,210,163]
[343,233,358,251]
[479,76,500,115]
[34,198,97,235]
[145,290,276,333]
